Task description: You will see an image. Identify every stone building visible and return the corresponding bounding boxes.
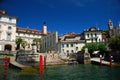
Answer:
[0,10,17,51]
[108,19,120,37]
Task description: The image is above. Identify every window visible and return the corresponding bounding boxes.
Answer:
[6,33,11,40]
[66,44,69,47]
[95,38,97,42]
[76,47,78,51]
[91,33,93,37]
[71,44,73,47]
[95,33,97,37]
[87,34,89,38]
[62,44,64,48]
[9,17,12,21]
[71,50,74,53]
[67,50,69,53]
[8,26,12,30]
[62,49,64,53]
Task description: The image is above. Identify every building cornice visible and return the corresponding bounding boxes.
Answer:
[0,13,18,19]
[0,21,16,25]
[59,40,85,43]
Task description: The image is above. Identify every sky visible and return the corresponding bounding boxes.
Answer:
[0,0,120,35]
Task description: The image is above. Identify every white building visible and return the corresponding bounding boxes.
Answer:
[16,23,50,51]
[0,10,17,51]
[0,10,49,51]
[58,32,85,54]
[84,27,102,43]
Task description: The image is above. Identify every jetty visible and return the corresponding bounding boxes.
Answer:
[10,57,31,69]
[91,58,120,66]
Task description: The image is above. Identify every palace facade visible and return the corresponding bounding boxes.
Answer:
[0,10,49,51]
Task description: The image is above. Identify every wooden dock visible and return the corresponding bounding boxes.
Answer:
[91,58,120,67]
[10,57,31,69]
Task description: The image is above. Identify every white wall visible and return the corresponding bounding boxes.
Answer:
[85,31,102,43]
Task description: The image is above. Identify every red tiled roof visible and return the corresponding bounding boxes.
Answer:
[16,27,51,35]
[64,33,81,39]
[16,27,42,33]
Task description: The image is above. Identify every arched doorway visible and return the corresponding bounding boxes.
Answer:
[4,44,12,51]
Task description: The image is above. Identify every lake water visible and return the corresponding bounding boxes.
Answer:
[0,64,120,80]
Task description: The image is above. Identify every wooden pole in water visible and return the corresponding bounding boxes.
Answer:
[39,55,43,80]
[100,55,102,66]
[110,54,112,67]
[3,57,9,78]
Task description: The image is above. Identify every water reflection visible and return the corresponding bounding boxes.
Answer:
[0,64,120,80]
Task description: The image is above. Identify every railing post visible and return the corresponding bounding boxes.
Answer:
[39,55,43,80]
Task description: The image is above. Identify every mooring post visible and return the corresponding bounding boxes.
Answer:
[110,54,113,67]
[3,57,9,78]
[100,55,102,66]
[39,55,43,80]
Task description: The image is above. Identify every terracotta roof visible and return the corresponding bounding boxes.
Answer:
[17,27,42,33]
[16,27,51,35]
[65,35,76,38]
[64,33,81,39]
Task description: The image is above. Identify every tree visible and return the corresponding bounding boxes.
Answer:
[21,40,27,49]
[82,43,106,56]
[16,38,23,50]
[108,35,120,51]
[33,38,41,52]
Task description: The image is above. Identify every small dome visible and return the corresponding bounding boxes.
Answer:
[89,27,97,31]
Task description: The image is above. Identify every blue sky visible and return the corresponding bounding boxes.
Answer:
[0,0,120,35]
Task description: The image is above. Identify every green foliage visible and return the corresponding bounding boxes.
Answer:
[0,52,14,56]
[82,43,106,54]
[21,40,28,49]
[108,35,120,51]
[33,38,41,44]
[16,38,23,45]
[47,47,52,52]
[16,38,28,49]
[16,38,23,49]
